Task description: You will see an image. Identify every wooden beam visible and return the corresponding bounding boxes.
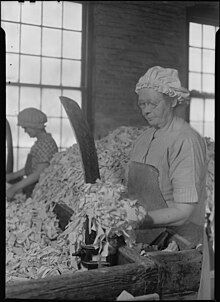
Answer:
[141,249,202,297]
[6,246,203,300]
[118,246,203,296]
[6,262,157,300]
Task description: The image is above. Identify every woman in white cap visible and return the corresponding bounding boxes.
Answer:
[6,107,58,200]
[128,66,210,299]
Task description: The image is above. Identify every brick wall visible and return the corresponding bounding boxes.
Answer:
[89,1,217,139]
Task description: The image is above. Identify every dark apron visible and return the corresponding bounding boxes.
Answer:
[127,161,203,250]
[23,154,37,198]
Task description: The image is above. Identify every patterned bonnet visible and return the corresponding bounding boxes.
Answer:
[135,66,190,103]
[17,108,47,129]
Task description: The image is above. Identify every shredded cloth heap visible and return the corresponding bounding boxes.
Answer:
[17,108,47,129]
[135,66,190,103]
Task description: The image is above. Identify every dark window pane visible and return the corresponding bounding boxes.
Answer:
[20,87,41,111]
[46,117,61,147]
[63,31,81,59]
[6,53,19,82]
[1,2,20,22]
[6,86,19,116]
[42,57,61,85]
[21,1,41,25]
[62,59,81,87]
[42,28,62,57]
[63,2,82,31]
[42,88,62,117]
[20,55,41,84]
[21,25,41,55]
[2,21,20,53]
[190,98,204,122]
[42,1,62,28]
[61,117,77,147]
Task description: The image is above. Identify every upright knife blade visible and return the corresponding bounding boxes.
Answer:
[55,97,101,239]
[60,96,100,184]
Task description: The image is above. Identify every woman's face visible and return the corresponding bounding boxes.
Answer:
[137,88,174,129]
[23,127,38,137]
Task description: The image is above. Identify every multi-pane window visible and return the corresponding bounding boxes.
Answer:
[2,1,84,171]
[188,22,217,140]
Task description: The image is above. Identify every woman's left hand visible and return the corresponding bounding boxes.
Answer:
[136,212,154,229]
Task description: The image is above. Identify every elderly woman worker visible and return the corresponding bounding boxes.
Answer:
[6,108,58,200]
[128,66,210,299]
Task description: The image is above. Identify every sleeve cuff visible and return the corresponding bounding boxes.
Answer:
[173,186,198,203]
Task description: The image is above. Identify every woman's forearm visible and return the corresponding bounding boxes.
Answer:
[9,163,48,194]
[11,172,39,192]
[139,204,195,229]
[6,168,25,182]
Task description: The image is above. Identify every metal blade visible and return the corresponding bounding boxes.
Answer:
[59,96,100,184]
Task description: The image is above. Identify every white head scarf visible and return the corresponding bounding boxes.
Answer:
[135,66,190,103]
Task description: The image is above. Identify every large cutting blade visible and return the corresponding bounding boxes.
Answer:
[60,96,100,184]
[55,96,100,237]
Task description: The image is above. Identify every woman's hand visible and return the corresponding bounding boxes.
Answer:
[135,212,154,229]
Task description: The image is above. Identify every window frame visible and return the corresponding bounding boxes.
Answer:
[186,4,218,137]
[2,1,91,170]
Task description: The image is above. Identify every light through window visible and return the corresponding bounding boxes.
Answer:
[2,1,84,170]
[188,22,217,140]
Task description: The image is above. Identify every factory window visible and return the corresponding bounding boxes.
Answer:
[2,1,86,171]
[188,22,217,140]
